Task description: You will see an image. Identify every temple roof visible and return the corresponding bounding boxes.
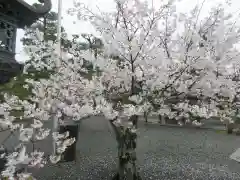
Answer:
[0,0,52,28]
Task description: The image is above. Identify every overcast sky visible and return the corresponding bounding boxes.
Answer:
[16,0,240,62]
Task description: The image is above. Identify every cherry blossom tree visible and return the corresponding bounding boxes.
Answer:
[0,28,100,179]
[1,0,240,179]
[70,0,240,179]
[149,3,240,127]
[70,0,179,179]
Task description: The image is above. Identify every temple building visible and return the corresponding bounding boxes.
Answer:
[0,0,52,84]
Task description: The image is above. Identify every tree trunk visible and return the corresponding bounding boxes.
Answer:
[110,118,141,180]
[43,16,47,41]
[161,115,166,125]
[144,111,148,123]
[158,114,161,123]
[110,49,141,179]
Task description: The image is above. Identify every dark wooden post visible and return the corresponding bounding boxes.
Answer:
[59,123,79,162]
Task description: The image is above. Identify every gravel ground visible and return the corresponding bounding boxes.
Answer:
[137,122,240,180]
[142,116,226,130]
[2,116,240,179]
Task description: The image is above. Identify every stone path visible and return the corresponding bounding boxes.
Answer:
[1,116,240,179]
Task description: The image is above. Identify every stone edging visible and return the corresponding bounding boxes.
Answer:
[144,121,226,131]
